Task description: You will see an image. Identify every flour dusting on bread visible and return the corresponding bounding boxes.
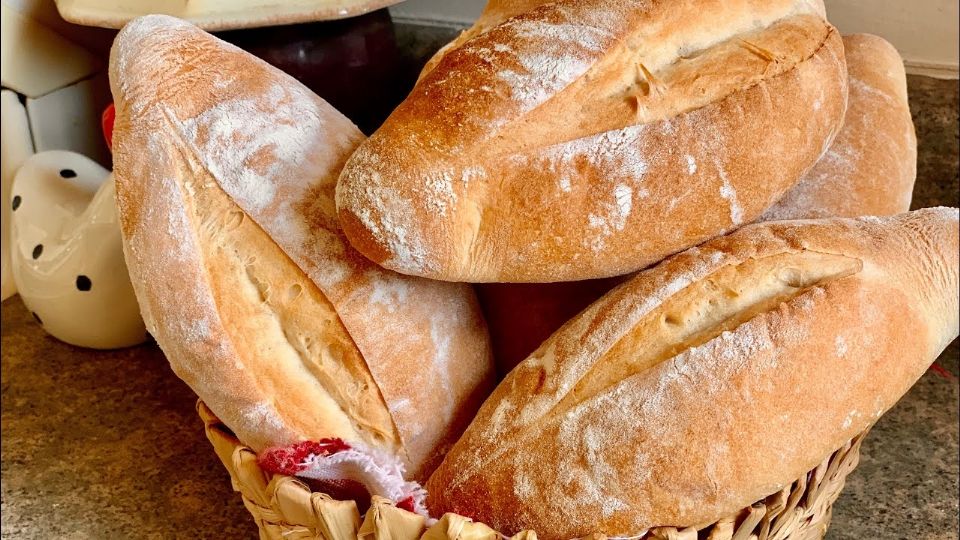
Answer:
[492,17,611,110]
[337,0,847,281]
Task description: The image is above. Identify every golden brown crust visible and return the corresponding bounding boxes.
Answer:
[188,157,402,454]
[425,208,960,538]
[417,0,555,81]
[419,0,827,81]
[336,0,847,282]
[110,15,494,479]
[762,34,917,220]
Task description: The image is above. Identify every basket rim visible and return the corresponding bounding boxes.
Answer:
[196,399,869,540]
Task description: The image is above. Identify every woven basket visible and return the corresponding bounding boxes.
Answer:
[199,401,867,540]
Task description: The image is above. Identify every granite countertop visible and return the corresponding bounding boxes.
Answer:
[2,16,958,540]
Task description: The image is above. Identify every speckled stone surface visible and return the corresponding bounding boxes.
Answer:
[907,75,960,211]
[828,74,960,540]
[2,20,958,540]
[1,299,256,539]
[829,341,959,540]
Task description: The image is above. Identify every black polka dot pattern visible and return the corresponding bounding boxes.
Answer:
[59,169,77,179]
[32,244,43,259]
[32,312,42,325]
[11,195,21,211]
[76,275,92,292]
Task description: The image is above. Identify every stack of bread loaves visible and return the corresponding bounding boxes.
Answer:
[109,0,958,538]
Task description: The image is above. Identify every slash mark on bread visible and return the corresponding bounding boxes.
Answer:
[159,107,405,457]
[557,250,862,416]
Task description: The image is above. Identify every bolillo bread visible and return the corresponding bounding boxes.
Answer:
[336,0,847,282]
[762,34,917,221]
[110,15,494,484]
[426,208,960,538]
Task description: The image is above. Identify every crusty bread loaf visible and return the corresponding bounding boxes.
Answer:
[762,34,917,221]
[110,15,494,480]
[336,0,847,282]
[426,207,960,538]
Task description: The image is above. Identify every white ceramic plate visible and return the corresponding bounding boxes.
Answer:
[55,0,406,30]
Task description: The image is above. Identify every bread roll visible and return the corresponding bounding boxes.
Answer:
[426,208,960,538]
[336,0,847,282]
[110,15,494,482]
[762,34,917,220]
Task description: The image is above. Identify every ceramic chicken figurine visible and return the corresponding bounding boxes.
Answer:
[2,90,34,301]
[10,150,147,349]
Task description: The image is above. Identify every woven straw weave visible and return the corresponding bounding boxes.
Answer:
[198,401,867,540]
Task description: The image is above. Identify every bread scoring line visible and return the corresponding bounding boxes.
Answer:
[158,106,408,458]
[446,246,865,491]
[475,24,837,161]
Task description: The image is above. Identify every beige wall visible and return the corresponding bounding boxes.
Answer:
[391,0,960,78]
[825,0,959,78]
[390,0,483,25]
